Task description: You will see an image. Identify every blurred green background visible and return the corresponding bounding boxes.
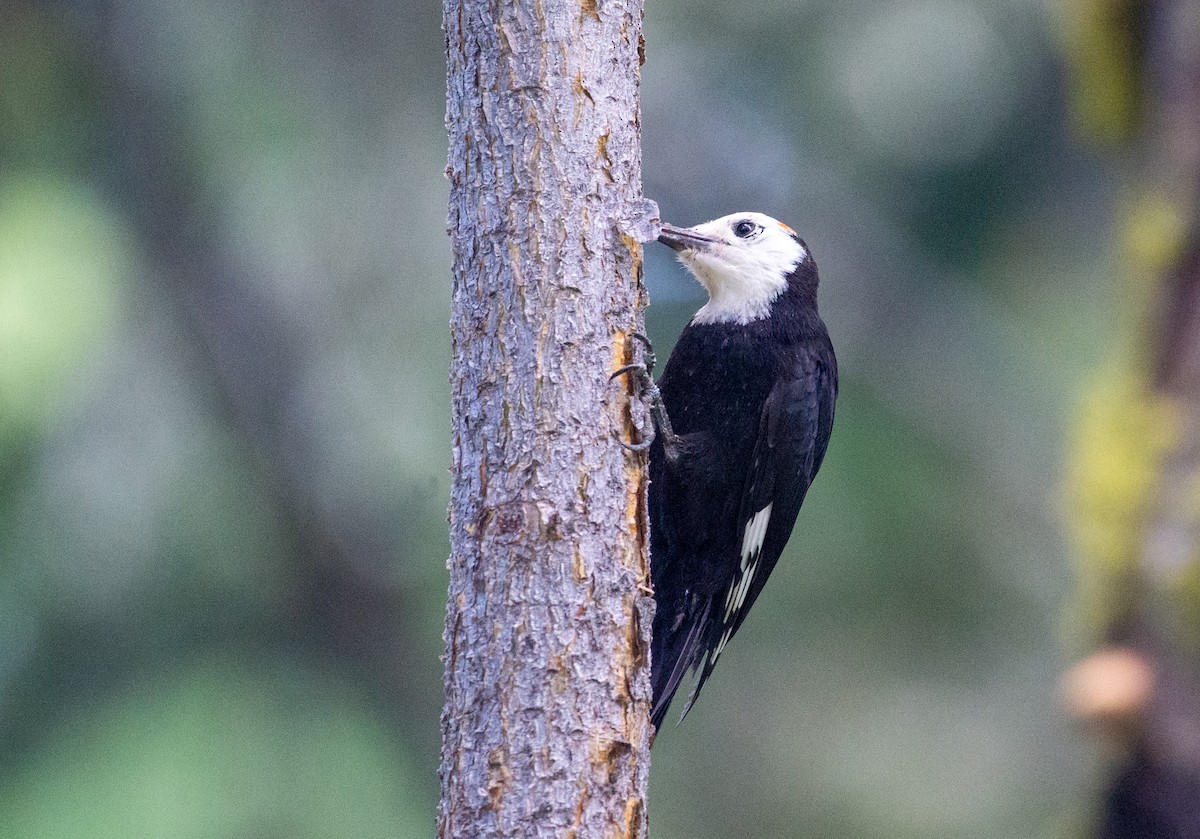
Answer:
[1,1,1114,837]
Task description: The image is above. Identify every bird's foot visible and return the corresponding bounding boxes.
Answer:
[610,334,682,464]
[610,357,656,453]
[630,332,657,376]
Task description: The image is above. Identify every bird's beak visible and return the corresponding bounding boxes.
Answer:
[657,223,717,253]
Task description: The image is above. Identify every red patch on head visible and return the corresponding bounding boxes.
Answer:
[778,221,796,235]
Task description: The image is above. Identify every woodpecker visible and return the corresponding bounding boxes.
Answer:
[631,212,838,730]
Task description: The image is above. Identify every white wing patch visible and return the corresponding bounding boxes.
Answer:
[740,503,772,568]
[710,626,734,665]
[722,502,773,624]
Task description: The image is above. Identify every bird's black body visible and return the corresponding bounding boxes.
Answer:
[647,224,837,729]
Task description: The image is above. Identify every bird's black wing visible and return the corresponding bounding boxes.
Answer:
[675,339,837,721]
[647,426,725,730]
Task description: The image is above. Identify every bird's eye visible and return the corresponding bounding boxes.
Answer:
[733,220,761,239]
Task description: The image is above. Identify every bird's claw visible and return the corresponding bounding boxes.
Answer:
[611,361,657,453]
[611,334,682,463]
[611,337,656,448]
[630,333,657,376]
[613,428,654,453]
[610,362,648,383]
[610,333,658,394]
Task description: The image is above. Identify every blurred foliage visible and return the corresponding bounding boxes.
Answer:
[0,0,1125,837]
[1066,371,1176,640]
[0,177,124,452]
[0,658,426,839]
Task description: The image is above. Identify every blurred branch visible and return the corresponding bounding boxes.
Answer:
[1063,1,1200,835]
[1060,0,1148,144]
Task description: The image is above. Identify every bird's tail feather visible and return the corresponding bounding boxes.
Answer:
[650,599,713,730]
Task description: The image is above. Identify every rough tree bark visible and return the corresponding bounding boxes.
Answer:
[439,1,656,837]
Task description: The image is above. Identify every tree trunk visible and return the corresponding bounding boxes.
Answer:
[439,0,655,837]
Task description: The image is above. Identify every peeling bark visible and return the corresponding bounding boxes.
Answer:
[439,0,654,836]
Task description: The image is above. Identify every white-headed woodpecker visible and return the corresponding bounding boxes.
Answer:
[627,212,838,730]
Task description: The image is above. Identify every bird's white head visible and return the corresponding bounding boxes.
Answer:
[658,212,809,326]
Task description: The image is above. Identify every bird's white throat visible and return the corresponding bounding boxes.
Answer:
[680,225,806,326]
